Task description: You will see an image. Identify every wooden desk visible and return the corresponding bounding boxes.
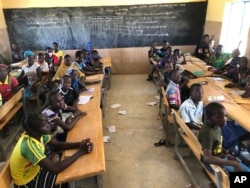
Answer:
[79,84,101,111]
[188,77,250,132]
[206,77,250,104]
[56,109,105,185]
[56,81,105,187]
[182,59,213,77]
[85,74,104,83]
[10,60,26,68]
[100,57,112,68]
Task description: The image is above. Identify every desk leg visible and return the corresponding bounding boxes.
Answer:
[96,174,103,188]
[69,181,75,188]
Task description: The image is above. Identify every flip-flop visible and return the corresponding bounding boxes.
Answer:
[154,139,166,147]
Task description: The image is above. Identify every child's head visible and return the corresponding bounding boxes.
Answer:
[238,57,248,74]
[173,49,181,57]
[75,51,84,62]
[62,75,72,89]
[215,45,223,55]
[70,70,78,81]
[231,48,240,58]
[0,64,8,81]
[38,53,45,64]
[169,69,181,83]
[48,90,65,110]
[166,47,172,56]
[239,57,248,68]
[150,41,157,48]
[208,39,215,48]
[206,102,226,127]
[190,83,203,103]
[22,112,51,137]
[164,61,173,73]
[92,50,99,59]
[202,34,209,44]
[64,54,72,66]
[46,47,53,56]
[162,40,170,48]
[53,42,59,50]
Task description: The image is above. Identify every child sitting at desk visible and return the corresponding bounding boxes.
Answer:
[89,50,104,69]
[158,61,173,88]
[52,54,85,86]
[158,46,172,69]
[67,68,87,94]
[147,41,161,81]
[198,102,250,172]
[166,70,182,110]
[179,83,204,131]
[0,63,19,137]
[223,56,250,85]
[10,112,93,188]
[209,45,230,69]
[18,50,42,98]
[57,75,79,106]
[42,90,86,141]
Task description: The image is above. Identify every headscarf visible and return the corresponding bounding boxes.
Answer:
[24,50,35,58]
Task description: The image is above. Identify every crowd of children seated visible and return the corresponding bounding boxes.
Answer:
[1,35,250,186]
[149,36,250,173]
[0,41,105,187]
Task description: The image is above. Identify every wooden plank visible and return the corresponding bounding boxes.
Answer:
[85,74,103,83]
[100,57,112,68]
[0,102,23,130]
[187,77,250,132]
[0,160,12,188]
[0,89,23,121]
[78,84,101,111]
[172,110,230,188]
[56,109,105,184]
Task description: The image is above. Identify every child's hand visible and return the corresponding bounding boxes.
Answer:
[79,138,94,154]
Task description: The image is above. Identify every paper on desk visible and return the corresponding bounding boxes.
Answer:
[107,125,116,133]
[230,90,245,96]
[84,87,95,93]
[110,103,121,108]
[210,77,224,81]
[118,110,126,115]
[207,96,225,102]
[78,95,93,104]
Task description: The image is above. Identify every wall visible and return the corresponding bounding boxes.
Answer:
[0,0,242,74]
[0,0,11,62]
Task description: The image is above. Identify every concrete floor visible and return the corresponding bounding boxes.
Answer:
[101,74,213,188]
[0,74,215,188]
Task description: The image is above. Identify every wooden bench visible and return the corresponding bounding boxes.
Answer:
[158,86,174,145]
[0,88,24,161]
[171,109,230,188]
[0,160,12,188]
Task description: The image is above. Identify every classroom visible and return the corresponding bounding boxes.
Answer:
[0,0,250,188]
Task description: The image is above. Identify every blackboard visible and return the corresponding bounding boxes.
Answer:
[4,2,207,50]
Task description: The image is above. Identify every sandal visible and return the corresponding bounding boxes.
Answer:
[154,139,166,147]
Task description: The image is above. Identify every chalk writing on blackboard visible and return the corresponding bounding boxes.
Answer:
[4,2,207,50]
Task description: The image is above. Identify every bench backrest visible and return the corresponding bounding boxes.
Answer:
[0,160,12,188]
[171,109,230,188]
[0,88,23,120]
[161,87,173,124]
